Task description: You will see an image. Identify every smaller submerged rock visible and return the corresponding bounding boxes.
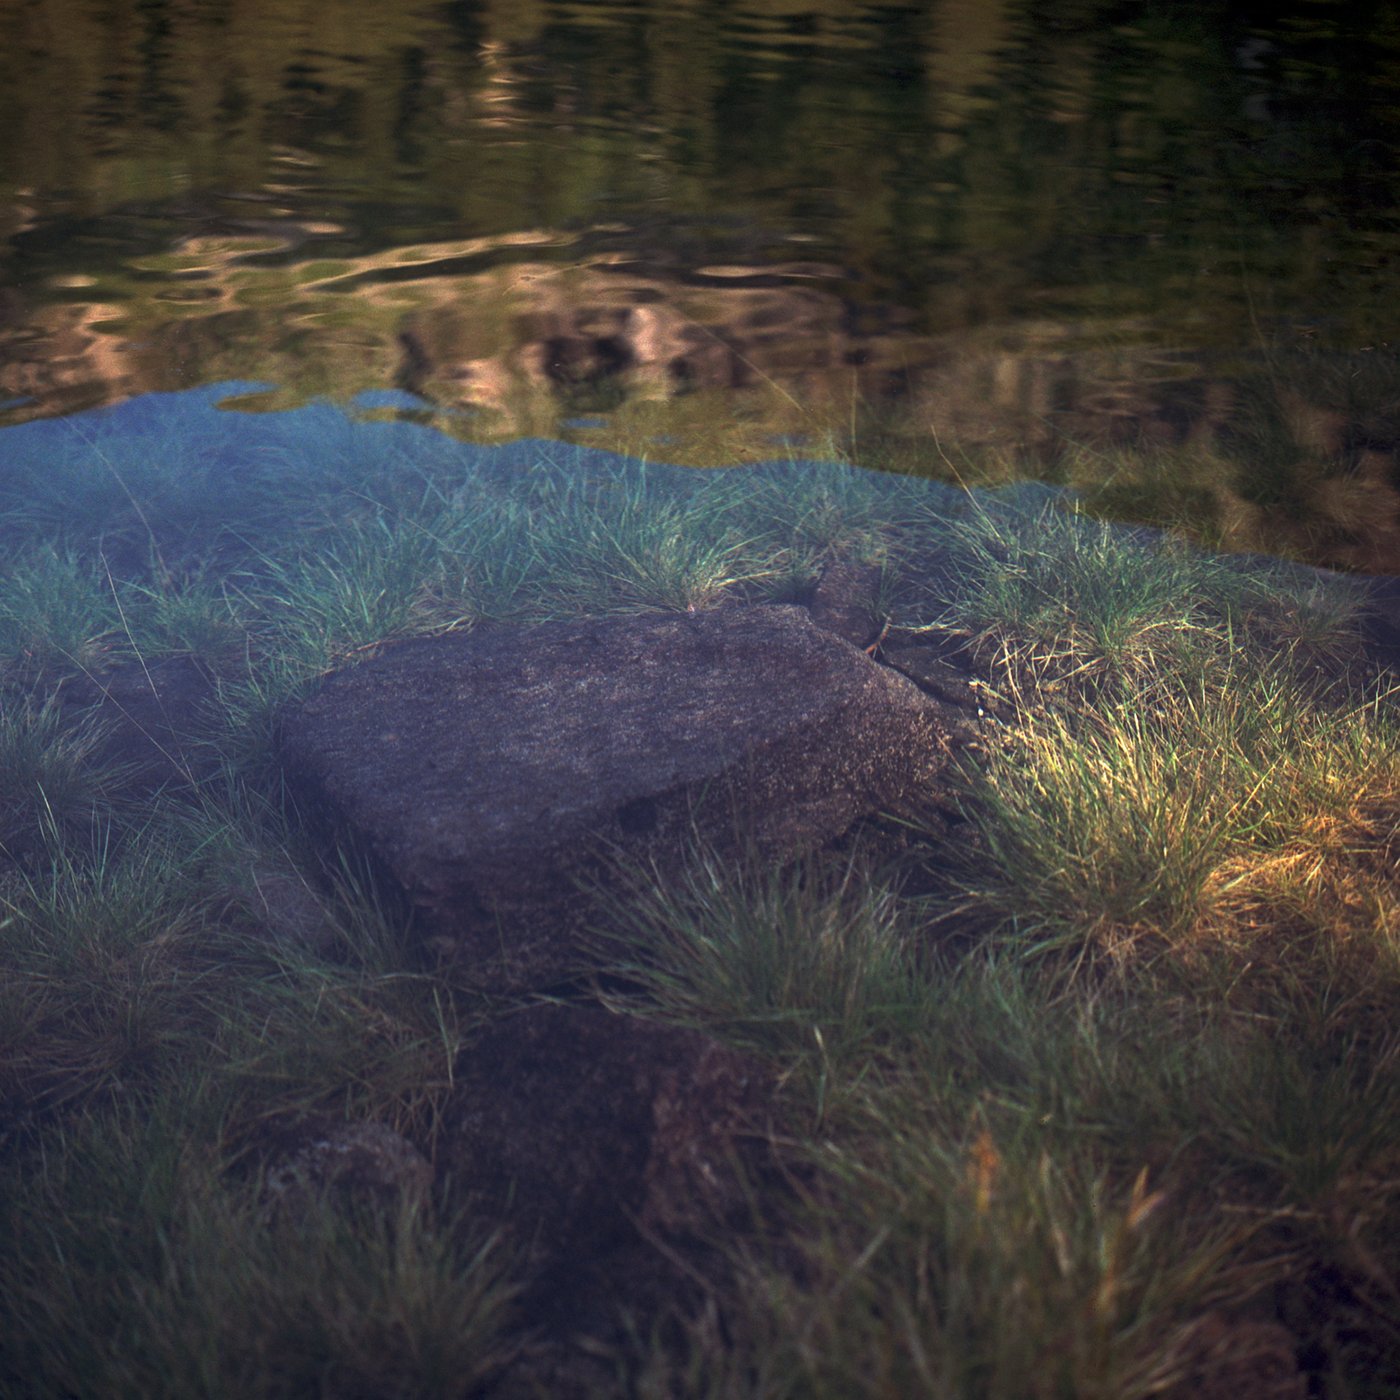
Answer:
[262,1119,433,1217]
[438,1002,771,1373]
[807,556,885,650]
[59,653,219,791]
[278,604,948,989]
[439,1004,766,1276]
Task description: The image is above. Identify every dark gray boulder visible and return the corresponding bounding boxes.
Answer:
[439,1003,770,1380]
[278,604,948,988]
[1359,572,1400,671]
[439,1004,766,1275]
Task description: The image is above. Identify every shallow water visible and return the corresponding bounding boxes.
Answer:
[2,0,1400,568]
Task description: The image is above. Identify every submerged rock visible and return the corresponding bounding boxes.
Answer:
[262,1119,433,1217]
[278,604,948,989]
[439,1004,768,1343]
[210,852,342,958]
[441,1004,765,1263]
[807,556,885,650]
[58,653,218,792]
[1360,572,1400,669]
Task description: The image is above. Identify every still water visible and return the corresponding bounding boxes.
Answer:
[2,0,1400,569]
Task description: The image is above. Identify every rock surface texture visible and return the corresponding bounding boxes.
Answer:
[262,1119,433,1218]
[440,1004,766,1284]
[440,1005,771,1397]
[278,604,948,988]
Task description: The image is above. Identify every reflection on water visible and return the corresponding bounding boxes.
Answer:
[2,0,1400,568]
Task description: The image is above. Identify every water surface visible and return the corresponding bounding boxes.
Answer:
[3,0,1400,568]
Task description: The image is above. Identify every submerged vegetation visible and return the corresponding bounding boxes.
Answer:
[1,412,1398,1397]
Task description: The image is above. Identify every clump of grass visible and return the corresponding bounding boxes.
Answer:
[899,484,1367,708]
[627,953,1275,1400]
[913,495,1241,697]
[196,657,322,792]
[247,476,558,668]
[0,1092,519,1400]
[1226,560,1372,670]
[426,491,541,625]
[0,700,132,859]
[739,457,926,559]
[118,570,255,662]
[937,658,1400,960]
[593,844,936,1095]
[632,929,1400,1396]
[256,513,459,669]
[0,822,216,1122]
[0,546,121,688]
[532,471,783,614]
[135,785,472,1139]
[687,1150,1250,1400]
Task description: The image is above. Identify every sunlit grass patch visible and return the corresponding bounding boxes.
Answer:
[1222,801,1400,936]
[937,660,1400,961]
[1192,794,1400,1024]
[913,495,1245,694]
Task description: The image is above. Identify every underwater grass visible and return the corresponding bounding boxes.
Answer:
[592,844,939,1107]
[0,698,136,859]
[0,771,471,1138]
[541,494,777,614]
[0,1090,519,1400]
[0,545,122,688]
[2,420,1398,1395]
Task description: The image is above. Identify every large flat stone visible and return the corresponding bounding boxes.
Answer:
[277,604,947,987]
